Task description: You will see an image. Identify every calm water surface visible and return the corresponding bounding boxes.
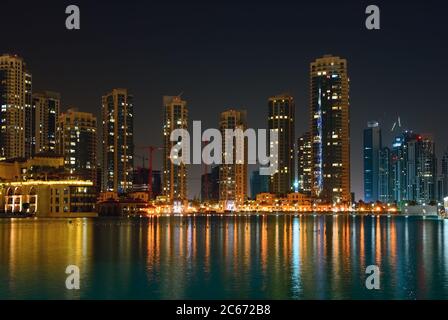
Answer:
[1,215,448,299]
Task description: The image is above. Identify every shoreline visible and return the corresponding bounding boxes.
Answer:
[0,211,443,219]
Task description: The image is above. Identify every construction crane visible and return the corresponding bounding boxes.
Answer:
[137,146,162,200]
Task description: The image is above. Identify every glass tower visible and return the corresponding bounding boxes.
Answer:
[363,121,381,202]
[310,55,350,204]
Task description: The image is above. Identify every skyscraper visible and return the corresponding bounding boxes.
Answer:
[24,72,33,159]
[57,108,97,184]
[391,130,417,204]
[102,89,134,194]
[310,55,350,204]
[363,121,381,202]
[441,148,448,200]
[32,91,60,155]
[163,95,188,203]
[406,134,437,204]
[378,147,393,203]
[0,54,31,160]
[297,132,312,195]
[268,94,295,196]
[219,109,247,209]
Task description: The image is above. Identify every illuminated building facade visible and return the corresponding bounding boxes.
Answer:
[102,89,134,194]
[363,121,381,202]
[219,109,247,209]
[378,147,393,203]
[32,91,60,155]
[24,72,32,158]
[297,132,312,195]
[391,131,416,203]
[0,180,96,217]
[441,148,448,201]
[310,55,350,204]
[389,130,437,205]
[163,95,188,203]
[0,154,64,182]
[406,134,437,204]
[57,108,97,185]
[0,54,31,160]
[268,94,295,196]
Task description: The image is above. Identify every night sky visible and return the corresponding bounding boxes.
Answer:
[2,0,447,199]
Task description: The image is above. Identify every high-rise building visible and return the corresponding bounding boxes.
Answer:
[0,54,31,160]
[391,131,417,204]
[437,175,445,203]
[102,89,134,194]
[250,169,269,199]
[268,94,295,196]
[297,132,312,195]
[201,165,219,202]
[363,121,381,202]
[33,91,60,155]
[57,108,97,185]
[440,148,448,201]
[163,95,188,203]
[310,55,350,204]
[378,147,393,203]
[24,72,33,159]
[219,109,247,209]
[406,134,437,204]
[389,130,438,205]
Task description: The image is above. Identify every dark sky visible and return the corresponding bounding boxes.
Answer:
[2,0,447,199]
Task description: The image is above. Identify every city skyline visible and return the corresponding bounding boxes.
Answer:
[2,1,447,200]
[2,51,447,204]
[3,1,448,304]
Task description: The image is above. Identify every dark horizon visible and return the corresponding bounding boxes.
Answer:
[2,0,447,199]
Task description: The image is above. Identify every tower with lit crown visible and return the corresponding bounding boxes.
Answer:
[310,55,350,204]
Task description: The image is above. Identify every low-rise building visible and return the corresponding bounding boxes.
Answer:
[97,197,149,216]
[0,180,96,217]
[0,155,64,182]
[287,192,312,206]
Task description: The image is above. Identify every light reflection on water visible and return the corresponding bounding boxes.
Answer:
[0,215,448,299]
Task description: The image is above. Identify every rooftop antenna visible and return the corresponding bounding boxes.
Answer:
[391,115,402,132]
[391,122,396,132]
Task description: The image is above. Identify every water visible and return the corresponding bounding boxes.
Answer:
[1,214,448,299]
